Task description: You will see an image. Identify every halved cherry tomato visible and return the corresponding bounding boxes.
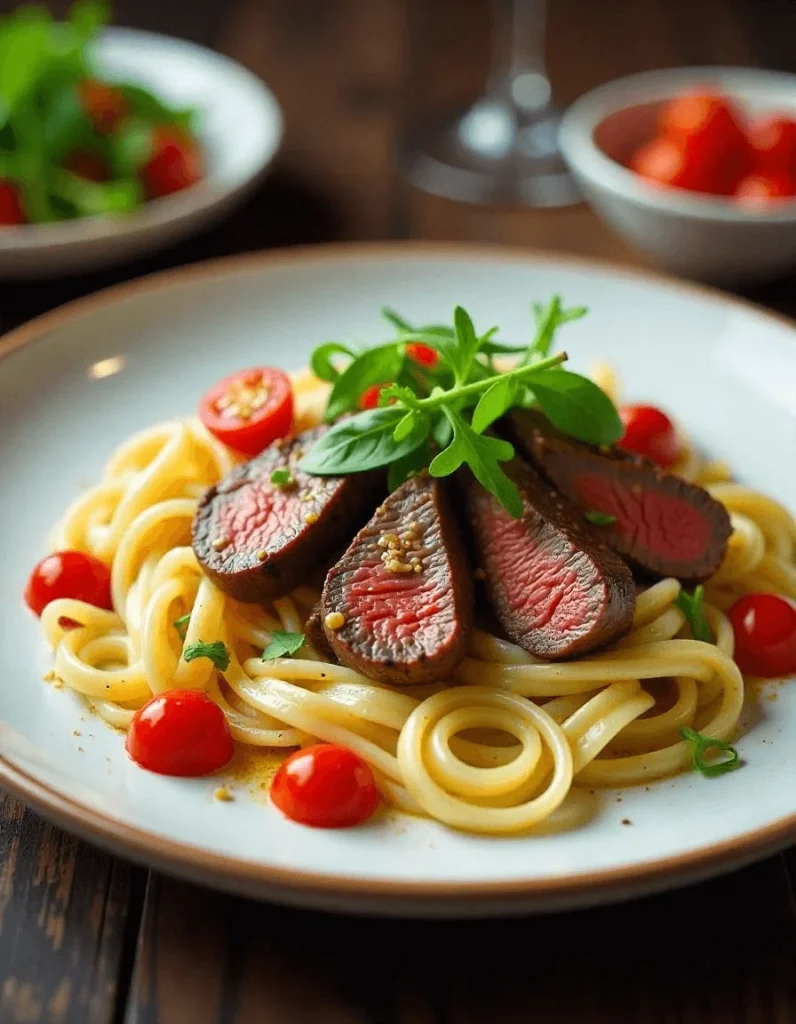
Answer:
[78,79,127,135]
[618,404,681,469]
[199,367,294,457]
[24,551,112,617]
[629,135,721,194]
[0,180,24,225]
[747,115,796,170]
[728,593,796,678]
[271,743,380,828]
[406,342,439,368]
[142,126,203,199]
[734,169,796,205]
[126,690,234,776]
[658,90,749,192]
[65,150,109,182]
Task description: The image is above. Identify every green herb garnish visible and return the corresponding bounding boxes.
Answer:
[300,300,622,517]
[183,640,230,671]
[270,467,293,488]
[680,726,741,778]
[675,585,713,643]
[584,510,617,526]
[174,613,191,640]
[261,631,305,662]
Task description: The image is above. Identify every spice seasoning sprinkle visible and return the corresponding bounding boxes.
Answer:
[211,536,230,552]
[379,522,426,574]
[304,511,319,525]
[325,611,346,630]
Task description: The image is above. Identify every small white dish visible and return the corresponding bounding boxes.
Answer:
[0,243,794,917]
[0,27,283,279]
[559,67,796,285]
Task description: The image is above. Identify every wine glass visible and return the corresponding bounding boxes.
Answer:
[405,0,579,207]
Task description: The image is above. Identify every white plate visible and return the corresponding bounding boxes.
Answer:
[0,28,283,278]
[1,243,794,917]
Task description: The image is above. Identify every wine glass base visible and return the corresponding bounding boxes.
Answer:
[404,102,581,208]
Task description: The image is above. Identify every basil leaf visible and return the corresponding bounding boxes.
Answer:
[471,377,518,434]
[184,639,230,671]
[527,368,623,445]
[325,344,403,422]
[300,407,425,475]
[310,342,357,383]
[387,439,432,491]
[429,410,521,518]
[261,630,305,661]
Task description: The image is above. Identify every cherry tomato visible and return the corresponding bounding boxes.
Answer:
[64,150,108,182]
[126,690,234,776]
[629,136,721,194]
[406,342,439,368]
[359,384,384,410]
[617,404,681,469]
[734,169,796,205]
[0,180,25,225]
[658,90,749,192]
[728,594,796,678]
[24,551,112,617]
[142,126,203,199]
[271,743,380,828]
[747,115,796,169]
[79,80,127,135]
[199,367,294,457]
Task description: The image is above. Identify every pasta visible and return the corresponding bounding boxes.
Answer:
[35,366,796,836]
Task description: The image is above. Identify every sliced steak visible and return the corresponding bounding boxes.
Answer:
[504,410,732,584]
[304,602,337,661]
[192,427,383,602]
[463,457,635,660]
[321,474,473,685]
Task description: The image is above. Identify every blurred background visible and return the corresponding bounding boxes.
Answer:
[3,0,796,325]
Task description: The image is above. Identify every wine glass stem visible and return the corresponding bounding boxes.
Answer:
[488,0,552,116]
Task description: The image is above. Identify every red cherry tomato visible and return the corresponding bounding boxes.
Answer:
[359,383,384,410]
[78,79,127,135]
[126,690,234,776]
[406,342,439,368]
[271,744,380,828]
[747,115,796,169]
[199,367,294,457]
[629,136,721,194]
[64,150,108,182]
[0,179,25,225]
[617,405,681,469]
[142,126,203,199]
[658,90,749,192]
[728,594,796,679]
[24,551,112,617]
[734,169,796,205]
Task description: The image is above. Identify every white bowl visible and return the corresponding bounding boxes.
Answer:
[0,27,283,279]
[559,67,796,285]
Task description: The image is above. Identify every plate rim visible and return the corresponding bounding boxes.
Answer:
[2,239,795,905]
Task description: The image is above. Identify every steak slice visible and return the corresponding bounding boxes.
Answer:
[504,410,731,583]
[192,427,383,602]
[464,457,635,660]
[321,474,473,685]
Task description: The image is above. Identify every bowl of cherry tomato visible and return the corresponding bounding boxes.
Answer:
[558,67,796,284]
[0,2,283,278]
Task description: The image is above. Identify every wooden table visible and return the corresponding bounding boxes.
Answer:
[2,1,796,1020]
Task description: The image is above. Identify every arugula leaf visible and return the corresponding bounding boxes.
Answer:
[184,639,230,671]
[387,439,432,491]
[430,409,522,518]
[325,344,403,422]
[675,585,713,644]
[527,368,623,446]
[68,0,110,45]
[310,342,357,383]
[0,8,52,128]
[261,630,305,661]
[471,377,518,434]
[393,409,424,443]
[299,407,426,475]
[381,307,414,332]
[526,297,588,362]
[50,170,142,216]
[174,613,191,640]
[106,117,154,178]
[114,83,199,133]
[451,306,481,384]
[584,510,617,526]
[432,412,453,450]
